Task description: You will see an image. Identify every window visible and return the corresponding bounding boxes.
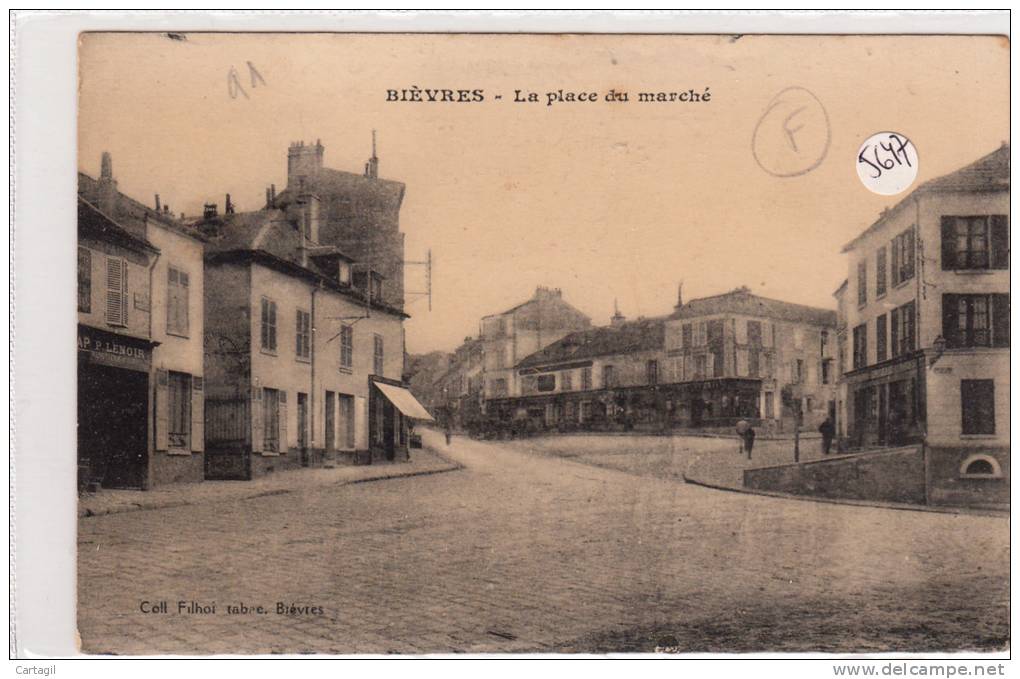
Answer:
[875,314,888,362]
[821,358,833,384]
[370,273,384,301]
[581,367,592,391]
[537,374,556,392]
[876,246,888,296]
[943,294,1009,348]
[339,325,354,369]
[682,323,693,348]
[669,356,684,383]
[78,247,91,313]
[762,353,773,378]
[260,297,277,352]
[602,365,615,388]
[707,320,724,346]
[168,371,192,449]
[747,321,762,347]
[694,355,708,379]
[794,359,804,383]
[959,454,1002,479]
[373,334,384,375]
[960,380,995,435]
[764,392,774,419]
[887,301,916,357]
[263,388,280,452]
[295,309,311,359]
[105,256,129,327]
[890,227,916,285]
[748,349,759,377]
[736,349,749,377]
[561,371,573,391]
[942,216,1009,271]
[646,360,658,385]
[338,262,352,286]
[167,267,190,336]
[852,323,867,370]
[857,260,867,306]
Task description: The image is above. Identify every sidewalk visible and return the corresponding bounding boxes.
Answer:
[684,435,830,489]
[78,446,463,518]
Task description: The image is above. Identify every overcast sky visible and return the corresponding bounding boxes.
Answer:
[79,33,1008,354]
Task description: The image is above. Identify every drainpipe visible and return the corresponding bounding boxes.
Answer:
[311,281,320,463]
[914,195,928,504]
[144,214,161,492]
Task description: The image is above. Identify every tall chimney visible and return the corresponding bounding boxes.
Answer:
[154,194,161,212]
[225,193,234,214]
[265,187,272,209]
[364,130,379,179]
[97,151,118,214]
[610,299,626,328]
[675,281,684,310]
[100,152,113,180]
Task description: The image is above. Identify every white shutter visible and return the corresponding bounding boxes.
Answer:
[155,369,169,450]
[355,395,367,449]
[106,257,128,326]
[278,391,288,453]
[250,387,263,453]
[180,271,190,336]
[191,376,204,452]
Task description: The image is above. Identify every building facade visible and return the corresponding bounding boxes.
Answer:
[839,144,1009,508]
[479,286,591,404]
[432,337,484,430]
[201,141,430,479]
[78,154,207,489]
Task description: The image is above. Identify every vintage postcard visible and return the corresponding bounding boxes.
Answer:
[66,30,1010,657]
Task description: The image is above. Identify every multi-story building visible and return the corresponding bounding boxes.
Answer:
[663,287,838,433]
[201,142,430,479]
[78,153,207,489]
[479,286,591,412]
[839,144,1009,508]
[433,337,485,429]
[504,314,668,431]
[833,279,850,441]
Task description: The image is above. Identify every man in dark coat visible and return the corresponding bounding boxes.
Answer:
[819,416,835,455]
[741,425,756,459]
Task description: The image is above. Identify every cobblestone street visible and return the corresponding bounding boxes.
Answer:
[78,430,1010,655]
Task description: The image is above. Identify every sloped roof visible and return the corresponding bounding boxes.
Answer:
[78,197,159,254]
[842,144,1009,252]
[517,317,666,369]
[199,210,279,253]
[78,172,205,242]
[671,288,836,326]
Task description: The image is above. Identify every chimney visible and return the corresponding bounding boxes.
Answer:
[287,139,324,189]
[364,130,379,179]
[225,193,235,214]
[265,187,272,209]
[154,194,161,212]
[203,203,218,220]
[270,183,277,203]
[610,299,626,327]
[674,282,684,311]
[97,151,118,214]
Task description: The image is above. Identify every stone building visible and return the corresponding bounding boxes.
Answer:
[78,154,207,489]
[432,337,485,430]
[479,286,591,411]
[200,141,430,479]
[839,144,1009,508]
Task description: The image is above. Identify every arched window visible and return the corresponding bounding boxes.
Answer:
[959,454,1003,479]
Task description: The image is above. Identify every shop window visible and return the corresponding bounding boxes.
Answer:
[961,380,995,435]
[167,266,190,337]
[959,454,1002,479]
[78,247,91,313]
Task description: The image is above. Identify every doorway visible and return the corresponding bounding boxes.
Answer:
[78,362,149,489]
[324,391,335,453]
[297,392,308,465]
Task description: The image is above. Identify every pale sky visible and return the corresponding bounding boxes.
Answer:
[78,33,1009,354]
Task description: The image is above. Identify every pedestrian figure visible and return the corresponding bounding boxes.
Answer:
[444,421,452,446]
[819,416,835,455]
[742,424,756,460]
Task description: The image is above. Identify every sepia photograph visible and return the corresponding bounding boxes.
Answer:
[13,18,1013,662]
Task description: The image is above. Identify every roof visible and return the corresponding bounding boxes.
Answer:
[671,288,836,327]
[78,172,207,243]
[517,317,666,369]
[842,144,1009,252]
[199,210,279,253]
[78,197,159,255]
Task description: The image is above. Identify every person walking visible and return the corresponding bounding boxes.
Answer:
[742,424,756,460]
[819,416,835,455]
[444,420,453,446]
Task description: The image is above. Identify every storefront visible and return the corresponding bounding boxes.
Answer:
[77,324,158,490]
[843,354,925,450]
[369,377,434,462]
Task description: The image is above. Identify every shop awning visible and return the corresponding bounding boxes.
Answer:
[375,382,435,421]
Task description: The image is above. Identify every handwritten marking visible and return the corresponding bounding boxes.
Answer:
[856,132,918,195]
[228,62,267,100]
[752,87,830,178]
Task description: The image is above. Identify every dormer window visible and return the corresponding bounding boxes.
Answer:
[370,272,384,301]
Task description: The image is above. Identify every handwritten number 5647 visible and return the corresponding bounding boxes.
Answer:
[858,134,912,179]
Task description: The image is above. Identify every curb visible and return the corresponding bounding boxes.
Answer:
[681,474,1009,518]
[79,450,463,519]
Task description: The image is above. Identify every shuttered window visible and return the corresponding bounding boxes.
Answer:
[168,371,192,450]
[78,247,91,313]
[295,309,311,359]
[942,216,1009,270]
[960,380,995,435]
[875,314,888,362]
[943,294,1010,348]
[373,334,384,375]
[340,325,354,369]
[105,256,128,326]
[876,246,888,296]
[890,227,916,286]
[167,266,189,336]
[852,323,867,370]
[857,260,867,306]
[263,388,280,452]
[260,297,277,352]
[581,367,592,390]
